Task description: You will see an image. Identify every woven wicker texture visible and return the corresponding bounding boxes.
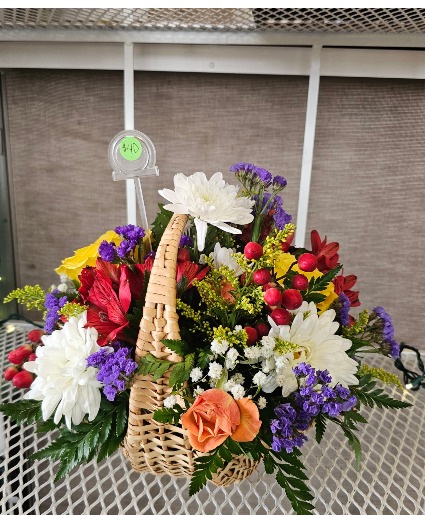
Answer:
[124,213,258,485]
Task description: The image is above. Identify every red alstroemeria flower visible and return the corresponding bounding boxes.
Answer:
[310,230,340,273]
[176,262,209,297]
[87,270,130,346]
[333,273,361,307]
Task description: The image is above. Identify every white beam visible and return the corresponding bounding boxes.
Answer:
[1,28,425,48]
[295,45,322,249]
[124,42,137,225]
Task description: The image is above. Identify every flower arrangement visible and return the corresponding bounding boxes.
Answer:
[1,163,410,515]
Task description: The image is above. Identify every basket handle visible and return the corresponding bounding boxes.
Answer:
[136,213,188,363]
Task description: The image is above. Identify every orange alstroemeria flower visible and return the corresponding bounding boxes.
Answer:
[180,389,261,453]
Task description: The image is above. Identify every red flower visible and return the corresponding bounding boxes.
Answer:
[310,230,340,273]
[176,262,209,297]
[333,273,360,307]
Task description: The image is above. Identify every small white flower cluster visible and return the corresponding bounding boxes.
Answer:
[210,338,229,356]
[208,362,223,380]
[190,367,203,382]
[163,395,178,408]
[225,348,239,370]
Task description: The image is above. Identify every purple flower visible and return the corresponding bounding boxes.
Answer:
[115,224,145,242]
[253,167,272,185]
[294,363,313,377]
[229,162,256,173]
[273,175,287,189]
[271,403,310,453]
[43,290,67,333]
[86,345,138,401]
[273,206,292,230]
[179,234,193,247]
[117,239,135,259]
[338,293,351,327]
[372,307,400,359]
[98,241,116,262]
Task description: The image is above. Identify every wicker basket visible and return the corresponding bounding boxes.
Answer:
[123,213,259,486]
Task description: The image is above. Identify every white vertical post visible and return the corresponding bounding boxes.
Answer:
[295,44,322,248]
[124,42,137,225]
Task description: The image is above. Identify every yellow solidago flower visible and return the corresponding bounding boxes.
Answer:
[55,230,122,281]
[275,253,337,313]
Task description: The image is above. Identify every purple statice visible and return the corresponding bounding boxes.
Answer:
[115,224,145,242]
[273,205,292,230]
[338,292,351,327]
[229,162,256,174]
[372,307,400,359]
[98,240,116,262]
[86,345,138,401]
[44,290,67,333]
[272,175,287,189]
[294,363,357,419]
[253,167,272,186]
[117,239,135,259]
[179,234,193,247]
[270,403,309,453]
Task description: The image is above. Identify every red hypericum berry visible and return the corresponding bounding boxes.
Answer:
[27,329,44,343]
[244,242,263,260]
[270,307,292,326]
[262,282,276,291]
[8,350,24,365]
[281,233,294,253]
[28,353,37,362]
[4,366,19,381]
[253,269,271,286]
[281,289,303,310]
[297,253,318,272]
[12,370,34,389]
[264,288,282,306]
[244,326,259,346]
[15,344,33,362]
[255,322,269,338]
[292,274,309,291]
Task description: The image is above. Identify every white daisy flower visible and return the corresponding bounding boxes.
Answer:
[262,308,359,397]
[158,172,254,251]
[210,243,244,276]
[23,313,102,430]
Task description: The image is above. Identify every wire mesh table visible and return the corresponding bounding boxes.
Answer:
[1,323,424,515]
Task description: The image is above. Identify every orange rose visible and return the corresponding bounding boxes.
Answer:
[180,389,261,453]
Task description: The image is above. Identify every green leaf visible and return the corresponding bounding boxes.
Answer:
[189,449,221,496]
[151,204,174,245]
[353,375,412,409]
[115,401,128,438]
[197,349,212,369]
[153,406,184,425]
[31,439,68,461]
[341,426,362,470]
[225,438,242,455]
[169,353,195,389]
[138,354,174,381]
[304,292,326,304]
[55,456,80,481]
[263,455,275,475]
[162,339,189,357]
[218,446,233,462]
[36,419,58,433]
[0,400,44,426]
[315,414,327,444]
[310,265,342,293]
[275,470,314,515]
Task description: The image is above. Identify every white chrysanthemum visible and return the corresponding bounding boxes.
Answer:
[190,367,203,382]
[211,243,244,276]
[263,306,359,397]
[231,384,246,400]
[24,313,102,430]
[164,395,177,408]
[158,172,254,251]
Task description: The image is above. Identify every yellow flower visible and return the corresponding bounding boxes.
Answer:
[55,230,121,281]
[275,253,337,313]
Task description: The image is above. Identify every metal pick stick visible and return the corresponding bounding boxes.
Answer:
[108,130,159,252]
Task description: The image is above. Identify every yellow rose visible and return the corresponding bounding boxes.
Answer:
[275,253,337,313]
[55,230,122,281]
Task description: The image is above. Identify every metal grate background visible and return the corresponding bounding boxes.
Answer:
[1,323,424,514]
[1,8,425,34]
